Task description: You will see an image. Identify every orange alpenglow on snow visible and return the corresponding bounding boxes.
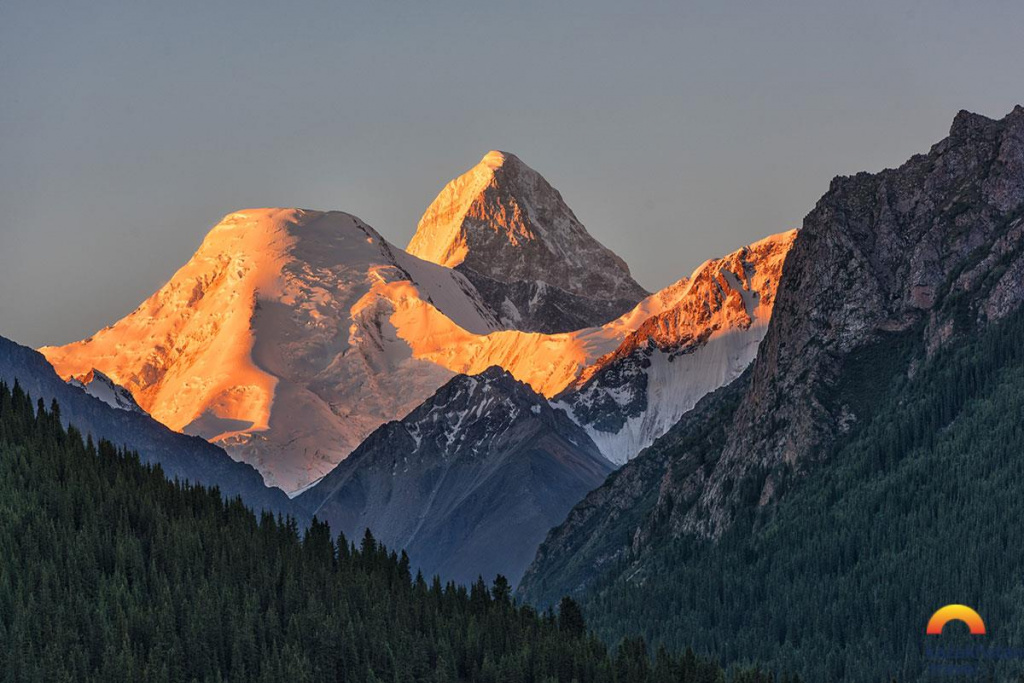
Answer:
[42,208,472,492]
[559,230,797,464]
[40,153,797,493]
[40,206,635,491]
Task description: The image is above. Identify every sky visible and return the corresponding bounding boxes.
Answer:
[1,0,1022,347]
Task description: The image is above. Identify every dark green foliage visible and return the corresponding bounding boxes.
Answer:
[520,379,748,611]
[580,305,1024,681]
[0,380,754,682]
[559,597,587,637]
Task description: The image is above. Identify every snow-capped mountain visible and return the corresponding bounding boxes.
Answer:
[557,231,796,464]
[68,368,144,413]
[408,151,650,332]
[36,205,653,493]
[519,106,1024,620]
[41,209,502,492]
[39,155,793,494]
[298,366,612,585]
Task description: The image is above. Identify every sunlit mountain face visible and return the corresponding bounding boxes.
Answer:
[408,150,650,333]
[556,229,795,465]
[40,153,794,492]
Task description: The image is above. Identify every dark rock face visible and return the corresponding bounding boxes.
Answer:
[0,336,300,520]
[456,267,643,334]
[686,106,1024,537]
[519,106,1024,603]
[517,376,747,606]
[298,366,613,586]
[561,347,653,435]
[408,151,650,332]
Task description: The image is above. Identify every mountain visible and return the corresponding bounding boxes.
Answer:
[408,151,650,332]
[518,106,1024,681]
[388,230,795,466]
[0,379,747,682]
[298,367,613,585]
[556,230,795,465]
[685,105,1024,538]
[285,228,795,583]
[0,335,298,518]
[68,368,143,413]
[40,200,786,492]
[41,208,503,492]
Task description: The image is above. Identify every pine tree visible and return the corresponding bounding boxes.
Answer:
[0,382,746,682]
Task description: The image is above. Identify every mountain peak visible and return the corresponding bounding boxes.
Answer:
[557,229,797,465]
[407,151,649,330]
[298,360,611,585]
[68,368,144,413]
[474,364,516,383]
[200,208,388,252]
[479,149,516,170]
[40,207,494,492]
[947,109,999,141]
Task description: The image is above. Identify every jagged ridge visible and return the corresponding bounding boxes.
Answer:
[519,106,1024,607]
[299,366,612,585]
[556,231,795,464]
[409,151,650,332]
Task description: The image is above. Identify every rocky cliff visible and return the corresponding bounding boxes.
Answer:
[520,105,1024,603]
[299,367,612,585]
[408,151,650,331]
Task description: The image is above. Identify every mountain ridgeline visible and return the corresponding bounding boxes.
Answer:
[6,103,1024,682]
[519,106,1024,681]
[0,335,299,520]
[0,379,781,683]
[297,367,612,586]
[408,151,650,332]
[38,158,784,495]
[556,231,794,465]
[38,209,495,493]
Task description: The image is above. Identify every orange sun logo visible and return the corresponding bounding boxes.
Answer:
[926,605,986,635]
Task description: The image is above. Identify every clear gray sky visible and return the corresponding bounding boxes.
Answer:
[1,0,1022,347]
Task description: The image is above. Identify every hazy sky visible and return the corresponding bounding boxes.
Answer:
[1,0,1022,347]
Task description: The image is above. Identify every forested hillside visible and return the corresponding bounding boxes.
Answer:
[574,289,1024,682]
[0,379,780,682]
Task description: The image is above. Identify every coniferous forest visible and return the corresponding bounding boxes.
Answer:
[578,295,1024,682]
[0,379,786,683]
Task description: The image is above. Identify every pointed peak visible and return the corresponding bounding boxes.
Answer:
[68,367,143,413]
[476,150,535,175]
[950,109,994,133]
[440,366,520,394]
[479,150,517,170]
[408,151,648,307]
[78,368,110,384]
[476,365,518,384]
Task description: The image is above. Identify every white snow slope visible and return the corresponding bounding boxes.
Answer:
[39,159,797,490]
[557,230,797,465]
[42,209,501,491]
[68,369,144,413]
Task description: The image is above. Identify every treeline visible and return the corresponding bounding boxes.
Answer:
[580,304,1024,682]
[0,380,779,682]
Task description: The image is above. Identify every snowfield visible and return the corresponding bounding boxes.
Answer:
[40,154,796,491]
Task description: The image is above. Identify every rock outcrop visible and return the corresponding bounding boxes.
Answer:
[520,106,1024,603]
[408,151,650,332]
[299,367,612,585]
